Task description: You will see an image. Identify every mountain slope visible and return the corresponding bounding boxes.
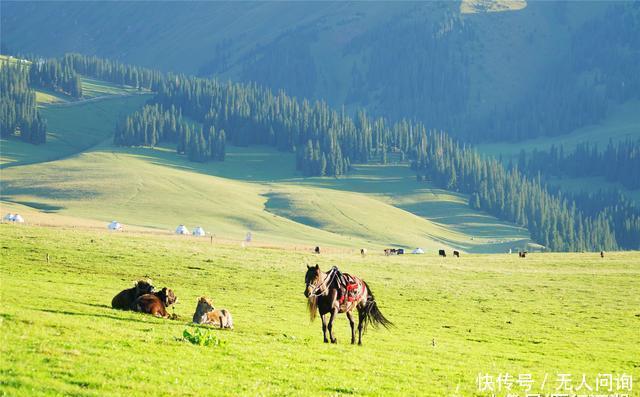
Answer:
[3,1,637,142]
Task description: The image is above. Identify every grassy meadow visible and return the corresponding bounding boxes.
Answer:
[0,224,638,396]
[0,95,149,168]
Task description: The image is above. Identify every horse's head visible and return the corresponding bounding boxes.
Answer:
[304,264,321,298]
[304,264,322,321]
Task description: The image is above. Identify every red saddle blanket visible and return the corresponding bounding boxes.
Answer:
[337,273,365,304]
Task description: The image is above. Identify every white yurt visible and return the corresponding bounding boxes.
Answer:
[4,213,15,222]
[192,226,206,237]
[108,221,123,231]
[175,225,189,235]
[412,248,425,254]
[13,214,25,223]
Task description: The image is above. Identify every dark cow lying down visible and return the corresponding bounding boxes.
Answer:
[438,249,446,257]
[111,280,154,310]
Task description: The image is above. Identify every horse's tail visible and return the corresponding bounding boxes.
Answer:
[361,281,393,331]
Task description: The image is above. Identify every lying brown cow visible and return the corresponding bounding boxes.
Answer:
[132,287,177,318]
[111,279,155,310]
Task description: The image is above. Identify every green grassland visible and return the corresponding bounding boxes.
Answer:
[0,224,638,396]
[1,73,151,168]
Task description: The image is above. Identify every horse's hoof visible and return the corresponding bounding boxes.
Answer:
[331,338,337,344]
[351,339,355,345]
[358,341,362,346]
[323,339,329,343]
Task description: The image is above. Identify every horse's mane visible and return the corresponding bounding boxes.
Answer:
[307,295,318,321]
[306,268,333,322]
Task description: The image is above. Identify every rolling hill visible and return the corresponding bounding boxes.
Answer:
[0,77,530,252]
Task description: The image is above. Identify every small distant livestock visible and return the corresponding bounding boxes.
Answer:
[384,248,398,256]
[453,250,460,258]
[438,249,446,258]
[360,248,367,257]
[132,287,177,318]
[519,251,527,258]
[314,246,321,254]
[600,251,605,258]
[111,279,155,310]
[192,297,234,329]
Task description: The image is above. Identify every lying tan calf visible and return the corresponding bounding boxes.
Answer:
[192,296,233,329]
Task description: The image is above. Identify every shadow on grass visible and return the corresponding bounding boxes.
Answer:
[1,199,64,213]
[39,308,157,324]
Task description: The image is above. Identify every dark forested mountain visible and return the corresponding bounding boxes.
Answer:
[2,1,639,143]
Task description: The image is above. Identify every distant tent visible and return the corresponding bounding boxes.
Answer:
[4,213,15,222]
[175,225,189,235]
[108,221,123,231]
[13,214,25,223]
[192,226,206,237]
[412,248,425,254]
[527,242,546,252]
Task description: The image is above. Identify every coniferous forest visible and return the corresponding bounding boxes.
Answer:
[29,57,83,98]
[5,53,640,251]
[0,60,47,144]
[514,140,640,190]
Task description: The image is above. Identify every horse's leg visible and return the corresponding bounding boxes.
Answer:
[321,313,328,343]
[357,307,364,345]
[327,308,338,344]
[346,310,356,345]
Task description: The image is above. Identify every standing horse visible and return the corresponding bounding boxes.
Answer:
[304,264,391,345]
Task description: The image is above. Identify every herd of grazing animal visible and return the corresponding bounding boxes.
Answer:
[111,280,233,329]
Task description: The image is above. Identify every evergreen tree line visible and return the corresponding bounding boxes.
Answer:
[53,53,630,251]
[152,75,456,176]
[114,104,225,162]
[0,61,46,144]
[61,53,164,91]
[551,189,640,250]
[29,57,83,98]
[513,140,640,190]
[412,131,618,251]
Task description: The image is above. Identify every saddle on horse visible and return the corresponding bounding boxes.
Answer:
[331,266,365,305]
